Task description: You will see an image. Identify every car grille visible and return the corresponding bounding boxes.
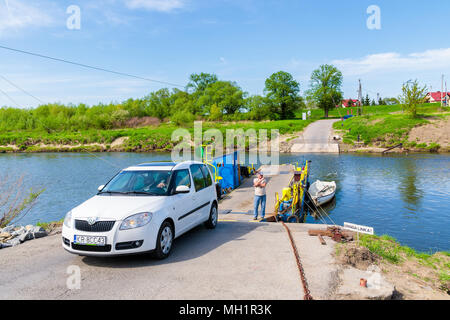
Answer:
[71,243,112,252]
[75,219,115,232]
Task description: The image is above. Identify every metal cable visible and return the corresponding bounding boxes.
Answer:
[0,45,185,88]
[281,221,313,300]
[0,75,121,169]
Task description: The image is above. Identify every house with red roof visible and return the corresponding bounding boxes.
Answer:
[340,99,360,108]
[426,91,450,104]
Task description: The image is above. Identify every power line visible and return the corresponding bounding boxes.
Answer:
[0,86,23,108]
[0,45,185,88]
[0,74,45,104]
[0,73,121,169]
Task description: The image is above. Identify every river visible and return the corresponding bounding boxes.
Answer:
[0,152,448,252]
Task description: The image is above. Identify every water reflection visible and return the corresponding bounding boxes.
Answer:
[0,152,448,252]
[398,159,424,211]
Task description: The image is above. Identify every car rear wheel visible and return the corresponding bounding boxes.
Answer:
[204,203,218,229]
[153,221,174,259]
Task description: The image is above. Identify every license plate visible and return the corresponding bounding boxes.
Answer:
[74,235,106,246]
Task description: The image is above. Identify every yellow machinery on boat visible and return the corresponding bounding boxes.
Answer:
[272,160,310,223]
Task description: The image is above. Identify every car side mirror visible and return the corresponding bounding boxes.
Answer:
[175,185,190,194]
[98,185,105,191]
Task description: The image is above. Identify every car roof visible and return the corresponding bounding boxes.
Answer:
[124,161,204,171]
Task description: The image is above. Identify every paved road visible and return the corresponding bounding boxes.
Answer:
[0,221,337,300]
[291,119,340,153]
[0,165,338,300]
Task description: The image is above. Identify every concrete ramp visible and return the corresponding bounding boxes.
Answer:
[290,119,340,153]
[291,143,339,153]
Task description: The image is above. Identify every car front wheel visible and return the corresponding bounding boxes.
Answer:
[153,221,174,259]
[204,203,218,229]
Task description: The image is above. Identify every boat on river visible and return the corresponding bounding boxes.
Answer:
[308,180,336,206]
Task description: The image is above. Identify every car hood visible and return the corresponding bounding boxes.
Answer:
[71,195,167,221]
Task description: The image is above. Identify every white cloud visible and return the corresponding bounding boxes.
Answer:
[332,48,450,76]
[124,0,186,12]
[0,0,54,35]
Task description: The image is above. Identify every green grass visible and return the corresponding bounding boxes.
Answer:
[358,233,450,291]
[36,219,64,231]
[334,114,429,146]
[0,119,314,152]
[331,103,450,148]
[359,234,450,267]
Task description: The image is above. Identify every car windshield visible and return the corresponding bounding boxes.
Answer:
[100,170,172,196]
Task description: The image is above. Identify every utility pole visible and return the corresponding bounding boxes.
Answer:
[446,81,448,107]
[377,92,380,105]
[358,79,362,115]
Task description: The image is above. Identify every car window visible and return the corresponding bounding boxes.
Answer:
[173,169,191,189]
[101,170,171,196]
[200,165,213,187]
[191,165,206,191]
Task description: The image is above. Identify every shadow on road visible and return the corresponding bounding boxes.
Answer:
[81,221,262,269]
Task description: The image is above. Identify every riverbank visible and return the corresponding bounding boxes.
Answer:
[335,234,450,299]
[333,109,450,154]
[0,220,62,249]
[0,119,313,153]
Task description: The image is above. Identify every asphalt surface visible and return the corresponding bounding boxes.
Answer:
[0,165,339,300]
[291,119,340,153]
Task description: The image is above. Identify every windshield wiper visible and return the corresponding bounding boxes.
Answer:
[99,191,128,195]
[124,191,161,196]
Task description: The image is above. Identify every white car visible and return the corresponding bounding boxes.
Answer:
[62,161,218,259]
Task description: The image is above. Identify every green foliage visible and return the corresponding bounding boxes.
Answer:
[186,73,218,94]
[264,71,303,120]
[307,64,343,118]
[199,81,245,116]
[170,110,196,126]
[334,113,429,145]
[0,181,45,228]
[399,80,428,118]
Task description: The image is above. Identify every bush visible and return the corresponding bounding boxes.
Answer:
[171,110,196,126]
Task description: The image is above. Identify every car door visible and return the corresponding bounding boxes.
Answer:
[199,164,215,221]
[190,164,212,225]
[170,169,197,235]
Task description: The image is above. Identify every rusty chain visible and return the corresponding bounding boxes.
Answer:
[281,221,313,300]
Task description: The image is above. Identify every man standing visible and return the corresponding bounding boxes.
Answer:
[253,171,267,220]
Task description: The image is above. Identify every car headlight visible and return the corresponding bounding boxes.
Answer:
[120,212,152,230]
[64,211,72,228]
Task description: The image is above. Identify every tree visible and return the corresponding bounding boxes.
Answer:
[363,94,370,106]
[245,95,271,120]
[347,99,354,108]
[186,73,218,94]
[399,80,427,118]
[144,88,171,121]
[371,99,376,106]
[307,65,343,118]
[264,71,302,120]
[197,81,245,118]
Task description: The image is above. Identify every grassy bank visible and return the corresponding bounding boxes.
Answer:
[0,119,314,153]
[332,103,450,152]
[336,233,450,297]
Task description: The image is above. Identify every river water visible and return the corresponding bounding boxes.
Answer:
[0,152,448,252]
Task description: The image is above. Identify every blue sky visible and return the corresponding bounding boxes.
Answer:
[1,0,450,108]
